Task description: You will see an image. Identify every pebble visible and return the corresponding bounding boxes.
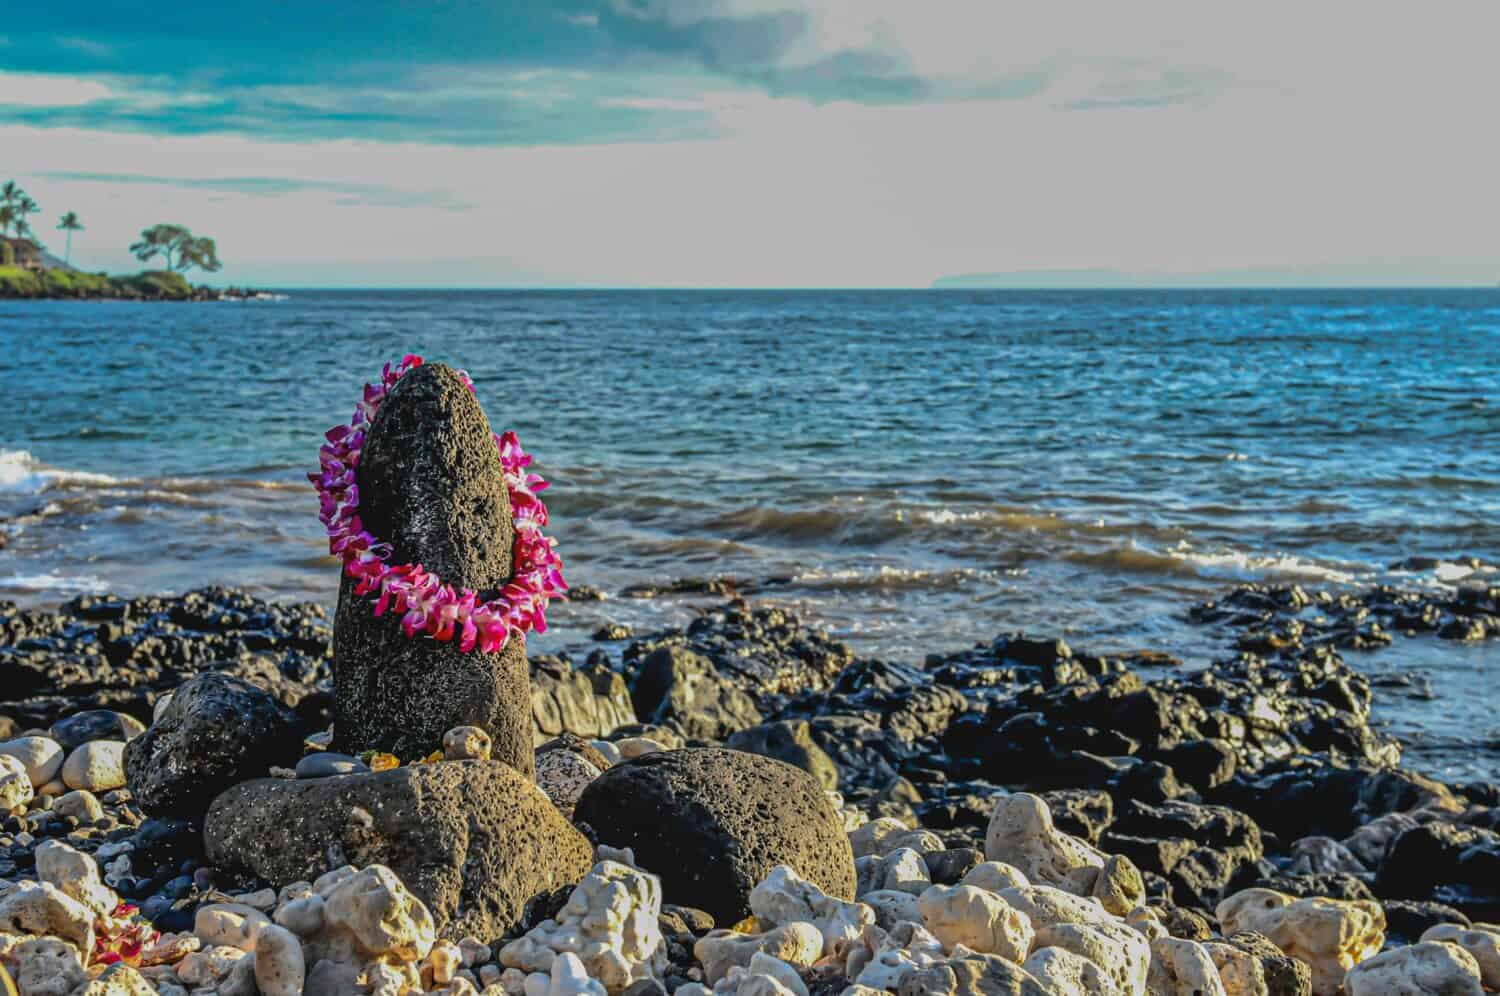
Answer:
[0,736,65,787]
[60,740,127,792]
[294,752,369,779]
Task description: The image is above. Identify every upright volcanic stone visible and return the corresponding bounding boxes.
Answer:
[333,362,534,775]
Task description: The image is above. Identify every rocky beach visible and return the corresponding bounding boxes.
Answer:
[0,356,1496,996]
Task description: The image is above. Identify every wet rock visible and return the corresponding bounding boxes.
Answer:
[332,361,534,775]
[575,748,856,925]
[726,720,839,790]
[49,710,141,750]
[125,672,300,818]
[204,758,593,939]
[629,646,762,742]
[531,655,637,742]
[295,751,369,779]
[1376,821,1500,916]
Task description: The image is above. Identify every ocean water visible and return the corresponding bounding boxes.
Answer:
[3,289,1498,775]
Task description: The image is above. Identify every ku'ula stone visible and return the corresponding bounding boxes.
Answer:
[332,362,534,777]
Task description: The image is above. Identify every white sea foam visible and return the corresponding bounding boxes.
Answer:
[0,571,110,594]
[0,449,118,495]
[1164,541,1361,583]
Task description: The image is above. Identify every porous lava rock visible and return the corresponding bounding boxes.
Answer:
[332,362,534,775]
[124,672,300,819]
[203,759,592,940]
[573,747,855,925]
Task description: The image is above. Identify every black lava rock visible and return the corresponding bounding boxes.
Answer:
[629,646,762,742]
[124,672,300,819]
[332,362,534,775]
[574,747,855,925]
[726,720,840,789]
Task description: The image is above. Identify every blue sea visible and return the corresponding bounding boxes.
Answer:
[3,289,1498,775]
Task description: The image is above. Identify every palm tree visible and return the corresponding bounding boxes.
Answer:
[56,212,83,265]
[0,204,14,239]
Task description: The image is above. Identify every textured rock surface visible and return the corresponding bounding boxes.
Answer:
[574,748,855,925]
[629,646,762,742]
[332,362,534,775]
[124,672,300,818]
[204,759,592,939]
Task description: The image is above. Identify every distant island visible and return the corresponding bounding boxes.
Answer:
[932,265,1500,289]
[0,180,266,301]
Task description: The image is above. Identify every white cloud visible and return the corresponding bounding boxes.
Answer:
[6,1,1500,285]
[0,71,114,107]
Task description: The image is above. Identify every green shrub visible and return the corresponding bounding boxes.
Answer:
[0,265,42,297]
[121,269,193,299]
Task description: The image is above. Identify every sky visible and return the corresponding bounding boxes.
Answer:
[2,2,1499,288]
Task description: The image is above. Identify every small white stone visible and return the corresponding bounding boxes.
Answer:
[444,725,493,761]
[0,754,34,812]
[60,740,127,792]
[35,839,117,916]
[254,923,307,996]
[614,737,667,760]
[52,789,104,824]
[194,902,271,951]
[0,736,65,787]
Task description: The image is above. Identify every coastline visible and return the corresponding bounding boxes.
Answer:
[0,267,272,301]
[0,578,1495,991]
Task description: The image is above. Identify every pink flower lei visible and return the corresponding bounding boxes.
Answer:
[309,354,567,653]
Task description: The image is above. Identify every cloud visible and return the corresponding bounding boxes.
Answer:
[0,67,720,145]
[0,0,1249,147]
[33,171,478,211]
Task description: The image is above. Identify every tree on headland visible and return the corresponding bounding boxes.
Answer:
[130,224,223,274]
[56,212,84,265]
[0,182,41,240]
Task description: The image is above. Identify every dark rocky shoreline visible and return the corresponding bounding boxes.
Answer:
[0,578,1496,993]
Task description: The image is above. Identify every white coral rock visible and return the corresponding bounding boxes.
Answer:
[526,951,607,996]
[1146,936,1228,996]
[750,865,874,953]
[34,839,116,917]
[1420,922,1500,989]
[959,861,1030,894]
[994,884,1111,930]
[0,753,35,812]
[1343,940,1484,996]
[847,818,911,859]
[0,879,96,953]
[1030,920,1150,996]
[10,937,86,996]
[918,884,1033,962]
[317,864,437,965]
[1023,944,1123,996]
[695,923,824,986]
[498,860,665,995]
[984,793,1104,890]
[1216,888,1384,996]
